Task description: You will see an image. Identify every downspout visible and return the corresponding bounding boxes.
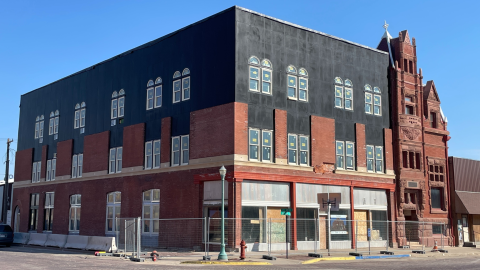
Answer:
[445,140,454,246]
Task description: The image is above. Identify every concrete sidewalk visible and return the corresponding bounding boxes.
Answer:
[137,246,480,266]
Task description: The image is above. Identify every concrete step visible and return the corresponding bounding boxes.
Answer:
[464,242,477,247]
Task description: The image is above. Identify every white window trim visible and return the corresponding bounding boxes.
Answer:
[72,155,78,178]
[374,94,382,116]
[181,135,189,166]
[116,147,122,173]
[171,136,180,166]
[298,77,308,102]
[35,122,40,139]
[182,76,190,101]
[261,130,273,163]
[248,128,260,162]
[142,189,160,235]
[288,134,298,165]
[345,141,355,170]
[39,120,44,138]
[173,79,181,103]
[145,141,153,170]
[74,110,80,129]
[335,141,345,170]
[146,87,154,110]
[365,93,373,114]
[78,154,83,177]
[366,145,375,172]
[49,118,54,135]
[335,85,344,109]
[153,139,161,169]
[44,192,54,231]
[287,74,297,100]
[72,154,83,178]
[375,146,384,174]
[46,160,52,181]
[109,147,123,174]
[32,161,41,183]
[46,158,56,181]
[261,68,272,95]
[105,191,121,233]
[118,97,125,118]
[344,88,353,111]
[249,66,260,92]
[154,86,162,108]
[80,108,86,128]
[69,194,81,232]
[299,135,309,166]
[111,99,118,119]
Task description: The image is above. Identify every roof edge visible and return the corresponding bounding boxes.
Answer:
[235,6,389,55]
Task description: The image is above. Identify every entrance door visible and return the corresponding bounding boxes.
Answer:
[463,215,470,242]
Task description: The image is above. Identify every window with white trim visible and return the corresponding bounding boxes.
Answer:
[248,56,272,95]
[146,80,154,110]
[173,69,190,103]
[111,90,125,126]
[44,192,54,231]
[29,193,39,231]
[287,65,297,99]
[142,189,160,234]
[72,154,83,178]
[336,141,355,170]
[69,194,81,232]
[366,145,384,173]
[171,135,189,166]
[335,78,354,110]
[344,79,353,110]
[373,87,381,116]
[109,147,123,174]
[35,115,44,143]
[145,140,160,169]
[74,103,86,133]
[106,191,121,233]
[298,68,308,101]
[46,158,56,181]
[49,111,59,140]
[146,78,162,110]
[288,134,309,166]
[365,92,373,114]
[248,128,273,162]
[32,161,41,183]
[335,77,343,108]
[155,77,162,108]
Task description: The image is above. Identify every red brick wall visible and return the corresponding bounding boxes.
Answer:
[190,102,236,159]
[425,146,446,159]
[56,139,73,177]
[14,148,33,181]
[41,145,48,179]
[84,131,109,173]
[311,115,335,166]
[425,133,444,146]
[234,102,248,156]
[384,128,394,171]
[355,123,366,168]
[161,117,171,164]
[123,123,145,168]
[274,109,287,160]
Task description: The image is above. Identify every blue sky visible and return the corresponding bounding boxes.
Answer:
[0,0,478,178]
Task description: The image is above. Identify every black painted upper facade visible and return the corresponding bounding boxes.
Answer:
[18,6,390,163]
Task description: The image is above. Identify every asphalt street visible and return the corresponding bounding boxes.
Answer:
[1,245,480,269]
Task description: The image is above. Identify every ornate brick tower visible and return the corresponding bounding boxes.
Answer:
[378,23,452,246]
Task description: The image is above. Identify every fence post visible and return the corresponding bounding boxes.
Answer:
[315,217,318,254]
[269,218,272,257]
[386,220,389,252]
[137,217,141,259]
[422,221,425,252]
[124,219,126,256]
[207,217,210,258]
[204,217,207,259]
[355,220,358,253]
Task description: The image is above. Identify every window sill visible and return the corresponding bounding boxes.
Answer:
[335,169,395,179]
[430,208,447,214]
[68,231,80,235]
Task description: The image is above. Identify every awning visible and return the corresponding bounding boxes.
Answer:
[455,191,480,215]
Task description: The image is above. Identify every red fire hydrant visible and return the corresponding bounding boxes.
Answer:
[151,250,159,261]
[240,240,246,260]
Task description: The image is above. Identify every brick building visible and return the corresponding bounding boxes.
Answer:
[11,6,451,250]
[378,26,453,246]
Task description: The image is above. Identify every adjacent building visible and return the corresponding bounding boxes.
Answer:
[449,157,480,246]
[11,6,451,250]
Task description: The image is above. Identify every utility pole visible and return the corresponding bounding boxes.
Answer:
[2,139,13,223]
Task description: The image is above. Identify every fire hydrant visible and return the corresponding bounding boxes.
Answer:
[151,250,159,261]
[240,239,246,260]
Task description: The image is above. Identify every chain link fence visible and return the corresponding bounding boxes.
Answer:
[114,217,451,259]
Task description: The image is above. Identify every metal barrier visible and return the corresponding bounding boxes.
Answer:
[114,217,452,259]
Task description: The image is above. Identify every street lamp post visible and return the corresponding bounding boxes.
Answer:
[218,165,228,261]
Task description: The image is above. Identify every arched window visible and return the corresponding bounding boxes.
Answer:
[334,78,352,110]
[173,69,190,103]
[299,68,308,77]
[248,56,273,95]
[287,65,297,74]
[35,115,44,142]
[374,87,381,93]
[147,78,163,110]
[298,68,308,101]
[287,65,297,99]
[364,84,372,91]
[74,102,86,133]
[106,191,121,233]
[287,66,309,101]
[373,87,381,116]
[111,90,125,126]
[142,189,160,234]
[49,111,59,139]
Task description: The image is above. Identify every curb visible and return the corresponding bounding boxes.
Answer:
[302,257,356,264]
[181,261,272,265]
[357,254,411,260]
[302,254,410,264]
